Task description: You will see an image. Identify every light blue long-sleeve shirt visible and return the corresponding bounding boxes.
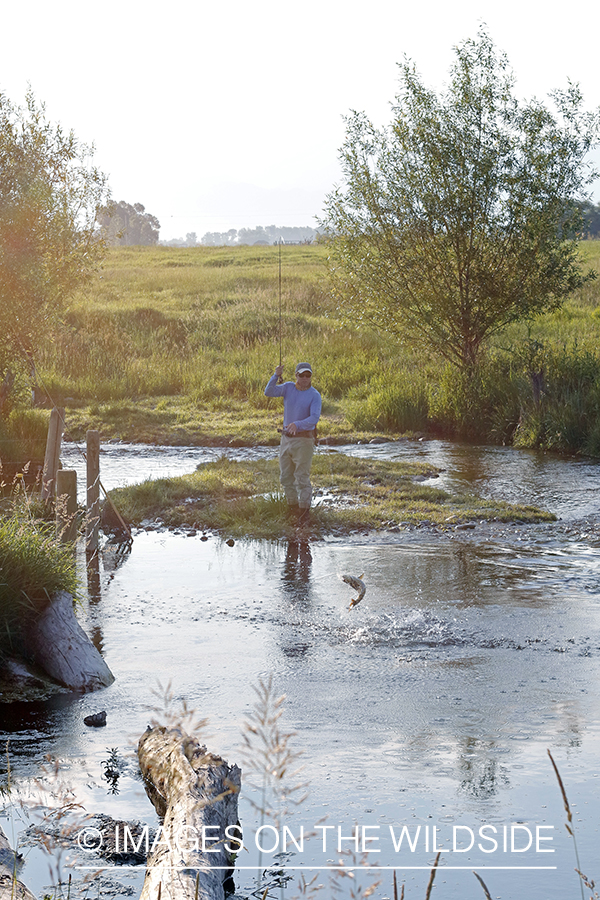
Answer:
[264,374,322,431]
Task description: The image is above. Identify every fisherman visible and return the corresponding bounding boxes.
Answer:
[265,362,322,524]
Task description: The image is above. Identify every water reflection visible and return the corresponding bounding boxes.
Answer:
[281,539,313,603]
[86,547,101,603]
[457,737,510,799]
[83,544,132,656]
[280,539,313,659]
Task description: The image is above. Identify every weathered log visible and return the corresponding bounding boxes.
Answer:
[22,591,114,692]
[138,726,241,900]
[0,824,36,900]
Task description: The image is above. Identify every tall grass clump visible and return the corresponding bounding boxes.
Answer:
[509,340,600,453]
[548,749,588,900]
[426,339,600,453]
[344,370,429,433]
[239,674,306,834]
[0,515,78,656]
[428,357,524,442]
[0,408,50,463]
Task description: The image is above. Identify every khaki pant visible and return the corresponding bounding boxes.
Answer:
[279,435,315,508]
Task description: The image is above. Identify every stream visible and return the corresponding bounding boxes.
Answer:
[1,439,600,900]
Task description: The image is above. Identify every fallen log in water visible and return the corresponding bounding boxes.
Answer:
[138,725,241,900]
[0,825,36,900]
[21,590,114,692]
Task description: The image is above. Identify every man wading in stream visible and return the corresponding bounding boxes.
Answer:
[265,362,322,525]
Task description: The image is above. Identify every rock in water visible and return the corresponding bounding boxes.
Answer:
[84,711,107,727]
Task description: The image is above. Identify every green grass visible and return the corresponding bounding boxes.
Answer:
[0,408,50,463]
[28,244,427,446]
[5,240,599,456]
[0,513,79,656]
[108,453,554,540]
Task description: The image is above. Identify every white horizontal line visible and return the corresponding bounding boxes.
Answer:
[75,865,558,872]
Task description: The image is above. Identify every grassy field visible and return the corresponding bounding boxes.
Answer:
[9,239,600,457]
[28,243,429,447]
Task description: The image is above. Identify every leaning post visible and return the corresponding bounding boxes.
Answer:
[56,469,77,543]
[86,430,100,555]
[41,407,65,501]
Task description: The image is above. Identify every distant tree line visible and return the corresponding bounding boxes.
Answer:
[97,201,160,246]
[198,225,319,246]
[161,232,199,248]
[576,200,600,238]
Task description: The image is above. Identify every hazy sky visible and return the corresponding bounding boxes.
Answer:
[3,0,600,240]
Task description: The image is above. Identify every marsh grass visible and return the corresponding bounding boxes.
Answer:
[424,851,441,900]
[20,245,435,448]
[146,679,210,737]
[240,674,307,893]
[107,452,554,540]
[240,675,307,825]
[0,513,79,655]
[238,678,383,900]
[472,872,493,900]
[0,408,49,465]
[1,241,591,455]
[329,850,381,900]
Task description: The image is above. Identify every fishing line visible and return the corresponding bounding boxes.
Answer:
[271,239,337,510]
[277,237,283,383]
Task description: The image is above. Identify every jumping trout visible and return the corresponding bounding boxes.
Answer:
[342,573,366,609]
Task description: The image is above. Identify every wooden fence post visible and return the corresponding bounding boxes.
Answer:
[86,430,100,555]
[56,469,77,543]
[41,407,64,501]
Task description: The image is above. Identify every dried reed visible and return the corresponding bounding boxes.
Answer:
[547,748,587,900]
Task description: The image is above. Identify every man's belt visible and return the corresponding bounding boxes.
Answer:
[283,429,315,438]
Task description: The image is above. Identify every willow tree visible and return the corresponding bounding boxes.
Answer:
[323,29,599,373]
[0,90,109,402]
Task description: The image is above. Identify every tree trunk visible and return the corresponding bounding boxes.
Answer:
[0,370,14,413]
[138,726,241,900]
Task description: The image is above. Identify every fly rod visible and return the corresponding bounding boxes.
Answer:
[277,237,283,383]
